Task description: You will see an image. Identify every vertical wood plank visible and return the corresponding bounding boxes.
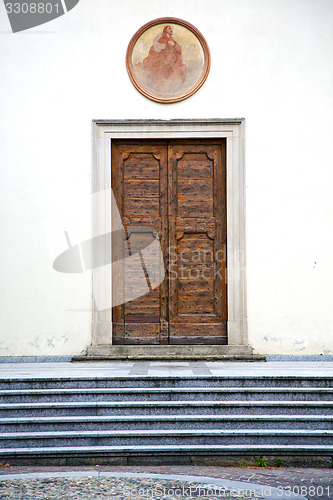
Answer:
[168,145,178,322]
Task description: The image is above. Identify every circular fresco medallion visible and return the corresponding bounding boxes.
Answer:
[126,17,211,103]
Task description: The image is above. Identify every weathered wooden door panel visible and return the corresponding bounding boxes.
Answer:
[168,142,227,345]
[111,141,168,344]
[111,139,227,345]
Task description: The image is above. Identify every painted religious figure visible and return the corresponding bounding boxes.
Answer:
[126,18,210,103]
[136,25,187,88]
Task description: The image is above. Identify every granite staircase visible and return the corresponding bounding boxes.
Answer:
[0,374,332,464]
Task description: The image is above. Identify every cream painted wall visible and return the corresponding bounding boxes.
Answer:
[0,0,332,355]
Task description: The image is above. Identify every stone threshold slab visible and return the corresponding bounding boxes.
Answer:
[74,345,266,362]
[73,355,266,362]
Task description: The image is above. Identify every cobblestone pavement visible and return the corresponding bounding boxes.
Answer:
[0,466,331,499]
[0,474,266,500]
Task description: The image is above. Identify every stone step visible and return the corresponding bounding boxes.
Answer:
[82,345,262,361]
[1,369,331,463]
[0,400,332,417]
[76,355,267,362]
[1,429,333,448]
[1,443,332,457]
[1,414,331,432]
[0,376,332,390]
[1,387,333,403]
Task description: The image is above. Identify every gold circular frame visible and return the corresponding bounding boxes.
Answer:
[126,17,211,104]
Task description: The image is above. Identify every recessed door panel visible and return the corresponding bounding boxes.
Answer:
[111,141,168,344]
[168,142,227,344]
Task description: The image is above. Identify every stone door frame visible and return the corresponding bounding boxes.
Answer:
[92,119,248,348]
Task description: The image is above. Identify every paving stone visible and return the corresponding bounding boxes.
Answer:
[0,466,331,499]
[0,474,265,500]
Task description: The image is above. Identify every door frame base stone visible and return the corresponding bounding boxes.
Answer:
[80,344,264,361]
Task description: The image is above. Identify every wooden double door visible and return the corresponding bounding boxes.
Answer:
[112,139,227,345]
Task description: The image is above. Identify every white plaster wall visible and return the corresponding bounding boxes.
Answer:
[0,0,332,355]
